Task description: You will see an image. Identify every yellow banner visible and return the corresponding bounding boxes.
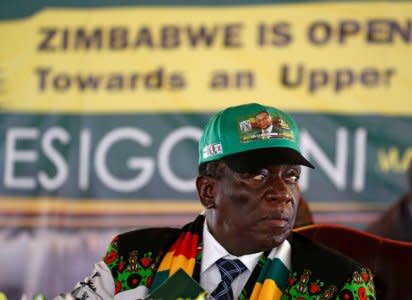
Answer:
[0,2,411,114]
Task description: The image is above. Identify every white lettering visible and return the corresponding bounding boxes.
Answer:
[158,126,202,192]
[299,128,348,191]
[352,128,367,192]
[38,127,70,190]
[4,128,39,189]
[79,129,91,190]
[94,128,154,192]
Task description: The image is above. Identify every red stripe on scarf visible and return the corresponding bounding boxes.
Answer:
[173,231,199,259]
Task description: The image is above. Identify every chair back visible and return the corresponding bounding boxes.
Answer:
[295,223,412,300]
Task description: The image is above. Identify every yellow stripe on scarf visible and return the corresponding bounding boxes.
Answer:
[250,278,283,300]
[170,255,196,276]
[157,251,196,276]
[157,251,174,272]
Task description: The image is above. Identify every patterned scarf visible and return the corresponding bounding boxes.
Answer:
[149,214,291,300]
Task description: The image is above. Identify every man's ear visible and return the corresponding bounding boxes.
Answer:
[196,175,217,209]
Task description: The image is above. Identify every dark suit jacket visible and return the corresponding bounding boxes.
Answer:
[108,226,375,299]
[366,194,412,242]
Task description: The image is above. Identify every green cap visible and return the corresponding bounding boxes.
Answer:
[198,102,314,172]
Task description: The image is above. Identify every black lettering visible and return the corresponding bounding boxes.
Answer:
[209,70,253,89]
[257,24,266,46]
[360,68,379,87]
[270,22,292,46]
[76,74,102,90]
[145,67,163,89]
[308,21,332,45]
[161,26,180,49]
[334,69,354,92]
[368,19,393,43]
[36,67,51,90]
[170,73,185,89]
[110,27,128,49]
[106,74,124,90]
[134,27,154,48]
[224,23,243,48]
[62,28,69,50]
[382,68,396,86]
[210,71,229,89]
[338,20,361,44]
[258,23,292,47]
[53,74,71,91]
[309,69,328,92]
[34,68,187,92]
[235,71,254,88]
[129,73,140,89]
[280,64,303,88]
[74,28,103,50]
[391,20,411,42]
[38,28,56,51]
[368,19,411,44]
[186,25,219,47]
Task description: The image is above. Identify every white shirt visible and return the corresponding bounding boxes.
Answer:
[262,124,273,135]
[54,219,291,300]
[200,221,262,299]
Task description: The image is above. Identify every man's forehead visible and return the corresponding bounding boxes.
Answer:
[256,111,270,118]
[226,162,301,173]
[222,148,306,173]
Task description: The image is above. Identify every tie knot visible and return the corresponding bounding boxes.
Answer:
[215,258,246,284]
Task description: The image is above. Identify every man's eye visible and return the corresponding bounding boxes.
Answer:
[284,166,301,183]
[289,175,300,183]
[252,174,266,181]
[285,173,300,183]
[250,169,268,181]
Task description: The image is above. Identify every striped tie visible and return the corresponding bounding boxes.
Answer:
[210,258,246,300]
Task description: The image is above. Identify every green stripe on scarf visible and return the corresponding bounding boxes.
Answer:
[260,258,289,291]
[148,214,291,299]
[149,270,169,291]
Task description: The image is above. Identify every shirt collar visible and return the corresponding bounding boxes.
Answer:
[201,220,262,273]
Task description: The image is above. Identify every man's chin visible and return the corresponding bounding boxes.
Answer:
[245,226,292,252]
[269,228,291,246]
[252,233,291,251]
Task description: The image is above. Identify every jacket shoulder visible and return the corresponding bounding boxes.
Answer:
[116,227,181,257]
[103,227,181,294]
[291,232,361,285]
[288,232,375,299]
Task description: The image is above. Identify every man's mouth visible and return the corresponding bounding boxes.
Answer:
[263,212,289,228]
[266,219,288,228]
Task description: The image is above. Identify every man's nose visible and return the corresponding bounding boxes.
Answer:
[266,177,293,203]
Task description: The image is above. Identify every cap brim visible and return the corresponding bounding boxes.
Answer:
[222,148,314,173]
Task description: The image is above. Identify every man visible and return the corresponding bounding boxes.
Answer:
[56,103,375,300]
[366,158,412,242]
[255,110,273,132]
[255,111,289,139]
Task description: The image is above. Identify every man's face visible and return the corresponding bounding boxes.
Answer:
[255,112,272,130]
[199,161,300,256]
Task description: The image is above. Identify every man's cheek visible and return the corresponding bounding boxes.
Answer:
[232,191,254,207]
[290,187,300,203]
